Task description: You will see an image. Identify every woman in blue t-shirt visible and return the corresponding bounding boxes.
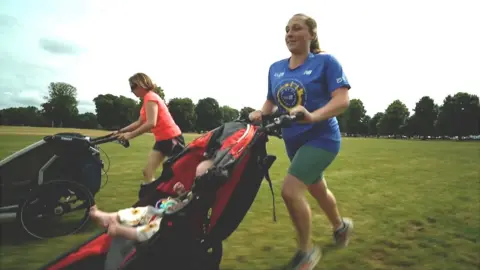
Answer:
[249,13,354,270]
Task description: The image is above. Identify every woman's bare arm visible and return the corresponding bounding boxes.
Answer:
[119,116,142,133]
[311,87,350,122]
[129,101,158,139]
[261,99,278,115]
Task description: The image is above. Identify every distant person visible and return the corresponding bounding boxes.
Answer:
[249,13,353,270]
[115,72,184,189]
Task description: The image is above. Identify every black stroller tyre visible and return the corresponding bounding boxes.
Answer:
[19,180,95,240]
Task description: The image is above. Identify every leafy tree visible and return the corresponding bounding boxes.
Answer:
[343,99,366,135]
[195,97,222,132]
[93,94,116,129]
[378,100,410,137]
[477,113,480,135]
[359,115,371,136]
[93,94,138,129]
[76,112,98,129]
[452,92,479,137]
[435,95,455,137]
[401,116,416,138]
[336,113,346,132]
[41,82,79,127]
[368,112,384,136]
[239,107,255,120]
[410,96,438,138]
[3,78,479,140]
[220,105,239,123]
[168,98,197,132]
[115,95,138,128]
[436,92,480,137]
[0,106,47,126]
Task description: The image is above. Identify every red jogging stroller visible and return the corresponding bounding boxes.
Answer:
[40,112,304,270]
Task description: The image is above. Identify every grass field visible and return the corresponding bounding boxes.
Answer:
[0,125,479,270]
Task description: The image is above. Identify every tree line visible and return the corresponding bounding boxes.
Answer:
[1,82,479,139]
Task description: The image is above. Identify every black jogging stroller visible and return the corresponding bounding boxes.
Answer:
[0,132,130,239]
[41,112,304,270]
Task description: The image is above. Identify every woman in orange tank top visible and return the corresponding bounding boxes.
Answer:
[115,73,184,189]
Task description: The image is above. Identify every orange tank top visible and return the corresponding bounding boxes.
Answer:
[140,91,181,141]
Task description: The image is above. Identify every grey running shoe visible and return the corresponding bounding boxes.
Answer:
[284,246,322,270]
[333,217,353,248]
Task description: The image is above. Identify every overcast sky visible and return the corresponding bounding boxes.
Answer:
[1,0,479,116]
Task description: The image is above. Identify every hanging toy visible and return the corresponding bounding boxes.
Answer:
[152,182,190,216]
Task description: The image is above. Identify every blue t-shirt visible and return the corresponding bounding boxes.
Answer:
[266,52,351,156]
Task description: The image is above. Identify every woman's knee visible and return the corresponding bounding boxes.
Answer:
[143,151,165,176]
[307,178,329,199]
[142,167,153,178]
[281,174,306,202]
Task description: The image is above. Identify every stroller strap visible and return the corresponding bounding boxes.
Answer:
[261,155,277,223]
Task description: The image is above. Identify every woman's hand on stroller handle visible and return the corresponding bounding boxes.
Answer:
[252,111,304,139]
[263,111,305,129]
[90,133,130,148]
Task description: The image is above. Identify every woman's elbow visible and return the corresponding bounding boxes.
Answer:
[332,88,350,109]
[335,93,350,112]
[341,97,350,110]
[146,122,155,129]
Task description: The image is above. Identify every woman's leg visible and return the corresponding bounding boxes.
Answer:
[283,144,354,269]
[289,144,353,247]
[143,136,183,183]
[307,179,342,229]
[142,150,165,183]
[281,174,312,252]
[308,178,353,247]
[282,175,322,269]
[281,145,325,270]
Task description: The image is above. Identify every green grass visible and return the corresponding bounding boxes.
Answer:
[0,126,479,270]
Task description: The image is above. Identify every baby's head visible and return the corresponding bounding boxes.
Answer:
[196,159,214,177]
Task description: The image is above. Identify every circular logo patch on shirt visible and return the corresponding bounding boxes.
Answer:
[275,79,306,111]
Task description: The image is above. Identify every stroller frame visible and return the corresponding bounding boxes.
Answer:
[41,112,304,270]
[0,132,130,239]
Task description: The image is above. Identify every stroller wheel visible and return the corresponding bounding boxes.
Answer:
[18,179,95,239]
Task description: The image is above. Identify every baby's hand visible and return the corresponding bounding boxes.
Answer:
[173,182,186,195]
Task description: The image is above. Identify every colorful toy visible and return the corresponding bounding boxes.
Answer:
[156,198,178,212]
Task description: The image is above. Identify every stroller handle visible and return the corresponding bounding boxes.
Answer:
[46,133,130,148]
[249,112,304,139]
[90,133,130,148]
[260,112,305,133]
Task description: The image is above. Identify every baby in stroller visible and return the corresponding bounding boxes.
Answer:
[89,159,214,242]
